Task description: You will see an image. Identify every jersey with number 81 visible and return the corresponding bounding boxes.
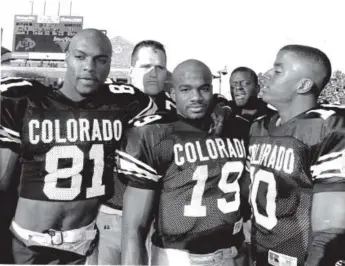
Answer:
[0,77,157,201]
[117,113,249,253]
[248,107,345,265]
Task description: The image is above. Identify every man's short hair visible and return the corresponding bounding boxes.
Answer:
[230,67,258,86]
[131,40,166,66]
[280,45,332,90]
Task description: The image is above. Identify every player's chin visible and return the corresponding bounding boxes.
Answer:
[77,85,100,96]
[235,99,247,107]
[260,92,271,104]
[144,85,163,96]
[186,111,207,120]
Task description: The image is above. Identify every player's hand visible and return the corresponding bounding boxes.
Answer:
[209,103,233,136]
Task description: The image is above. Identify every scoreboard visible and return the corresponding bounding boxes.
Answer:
[13,15,83,53]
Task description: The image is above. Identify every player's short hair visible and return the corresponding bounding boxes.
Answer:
[131,40,166,66]
[230,66,258,86]
[280,45,332,91]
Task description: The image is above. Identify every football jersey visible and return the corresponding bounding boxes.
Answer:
[117,113,250,253]
[105,91,231,210]
[0,77,156,201]
[154,91,176,112]
[248,107,345,266]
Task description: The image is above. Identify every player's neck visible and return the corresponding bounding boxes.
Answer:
[60,83,87,102]
[241,109,258,116]
[150,95,157,102]
[177,114,212,131]
[277,98,317,124]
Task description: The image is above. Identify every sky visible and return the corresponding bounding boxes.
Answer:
[1,0,345,97]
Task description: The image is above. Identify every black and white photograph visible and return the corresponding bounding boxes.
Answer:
[1,0,345,265]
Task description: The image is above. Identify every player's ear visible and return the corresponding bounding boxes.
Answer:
[297,78,314,94]
[170,87,176,102]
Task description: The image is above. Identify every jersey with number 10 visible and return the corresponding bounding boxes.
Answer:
[118,114,249,253]
[0,77,156,201]
[248,107,345,266]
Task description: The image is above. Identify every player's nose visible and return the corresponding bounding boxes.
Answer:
[83,58,96,72]
[190,89,203,101]
[148,67,158,77]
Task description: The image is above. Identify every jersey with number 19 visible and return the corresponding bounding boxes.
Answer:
[118,113,250,254]
[248,107,345,266]
[0,77,156,201]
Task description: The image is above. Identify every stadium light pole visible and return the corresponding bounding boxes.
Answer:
[212,66,228,95]
[30,0,34,15]
[69,1,73,16]
[43,0,46,15]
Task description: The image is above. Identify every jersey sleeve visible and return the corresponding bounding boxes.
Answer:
[307,110,345,266]
[105,82,158,124]
[1,77,47,97]
[116,121,162,190]
[0,96,24,153]
[0,77,45,152]
[310,113,345,192]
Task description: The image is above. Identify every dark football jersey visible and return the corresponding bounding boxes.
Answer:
[154,91,176,112]
[0,77,157,201]
[248,107,345,266]
[105,90,176,209]
[105,91,231,209]
[117,113,250,253]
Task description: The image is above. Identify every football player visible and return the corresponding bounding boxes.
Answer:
[95,40,231,264]
[0,28,156,264]
[119,59,250,265]
[94,39,171,265]
[229,67,274,123]
[248,45,345,265]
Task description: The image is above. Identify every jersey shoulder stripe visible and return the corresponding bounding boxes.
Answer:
[128,97,157,123]
[0,125,21,144]
[0,77,47,98]
[321,103,345,109]
[116,149,161,182]
[310,149,345,180]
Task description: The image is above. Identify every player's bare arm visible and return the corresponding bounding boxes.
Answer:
[121,186,156,265]
[0,148,19,191]
[306,191,345,265]
[306,124,345,265]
